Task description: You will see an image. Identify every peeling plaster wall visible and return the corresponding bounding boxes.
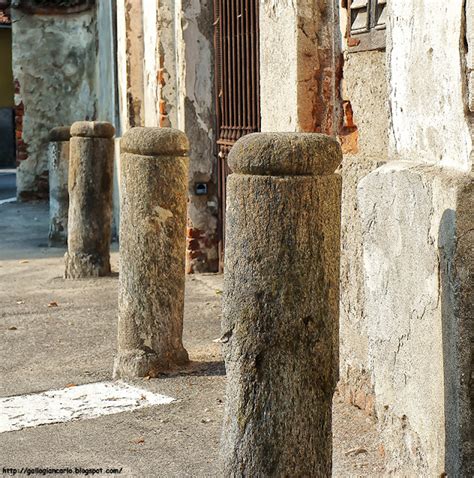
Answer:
[142,0,159,127]
[96,0,118,127]
[157,0,179,128]
[116,0,144,130]
[338,49,389,413]
[388,0,471,170]
[357,0,474,473]
[12,8,98,199]
[260,1,298,131]
[260,0,340,134]
[180,0,218,272]
[359,163,473,476]
[115,0,218,272]
[116,0,129,132]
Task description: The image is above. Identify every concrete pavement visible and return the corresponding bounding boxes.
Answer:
[0,169,16,201]
[0,201,384,477]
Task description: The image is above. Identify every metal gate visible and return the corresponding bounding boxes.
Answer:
[213,0,261,270]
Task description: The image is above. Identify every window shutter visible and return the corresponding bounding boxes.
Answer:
[347,0,387,52]
[350,0,369,35]
[374,0,387,30]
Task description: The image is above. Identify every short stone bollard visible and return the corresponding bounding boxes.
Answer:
[48,126,71,247]
[220,133,342,477]
[64,121,115,278]
[113,127,190,378]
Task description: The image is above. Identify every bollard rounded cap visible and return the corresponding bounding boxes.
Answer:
[71,121,115,139]
[228,133,342,176]
[121,127,189,157]
[49,126,71,142]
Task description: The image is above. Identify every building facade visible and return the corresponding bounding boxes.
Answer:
[7,0,473,474]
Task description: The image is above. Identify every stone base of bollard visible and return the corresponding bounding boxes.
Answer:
[113,349,189,379]
[64,252,110,278]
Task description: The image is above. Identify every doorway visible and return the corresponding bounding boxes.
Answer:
[213,0,261,270]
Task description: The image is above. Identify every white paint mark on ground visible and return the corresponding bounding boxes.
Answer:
[0,197,16,206]
[0,381,175,433]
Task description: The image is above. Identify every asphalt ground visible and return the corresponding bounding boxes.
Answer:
[0,169,16,201]
[0,201,384,477]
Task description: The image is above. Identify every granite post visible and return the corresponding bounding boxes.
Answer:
[64,121,115,278]
[220,133,342,477]
[113,127,190,378]
[48,126,71,247]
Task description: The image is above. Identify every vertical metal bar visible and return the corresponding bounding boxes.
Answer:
[213,0,261,270]
[223,0,233,139]
[255,0,261,131]
[250,0,256,130]
[214,0,222,141]
[231,0,238,140]
[226,0,233,139]
[244,0,251,132]
[222,0,227,139]
[236,0,243,140]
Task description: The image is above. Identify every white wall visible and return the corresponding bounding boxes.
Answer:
[388,0,472,171]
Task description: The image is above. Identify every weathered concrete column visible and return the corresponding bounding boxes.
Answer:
[113,127,190,378]
[358,163,473,476]
[221,133,342,477]
[48,126,71,247]
[65,121,115,278]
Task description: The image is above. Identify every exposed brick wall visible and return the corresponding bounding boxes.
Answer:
[14,80,28,167]
[0,6,10,25]
[14,78,48,201]
[186,224,219,274]
[339,100,359,154]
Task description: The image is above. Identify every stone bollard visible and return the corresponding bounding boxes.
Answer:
[220,133,342,477]
[113,127,190,378]
[48,126,71,247]
[65,121,115,278]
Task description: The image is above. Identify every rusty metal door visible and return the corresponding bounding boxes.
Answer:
[213,0,261,270]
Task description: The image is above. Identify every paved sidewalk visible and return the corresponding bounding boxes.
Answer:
[0,201,384,477]
[0,169,16,202]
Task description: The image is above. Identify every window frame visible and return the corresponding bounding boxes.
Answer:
[345,0,387,53]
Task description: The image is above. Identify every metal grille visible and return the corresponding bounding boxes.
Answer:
[213,0,260,269]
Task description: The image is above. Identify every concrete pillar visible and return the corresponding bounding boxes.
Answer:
[65,121,115,279]
[113,127,190,379]
[260,0,341,134]
[220,133,342,477]
[358,163,473,476]
[48,126,71,247]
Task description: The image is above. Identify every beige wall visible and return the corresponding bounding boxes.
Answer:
[260,0,341,135]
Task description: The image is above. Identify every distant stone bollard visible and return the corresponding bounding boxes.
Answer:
[220,133,342,477]
[48,126,71,247]
[64,121,115,279]
[113,127,190,379]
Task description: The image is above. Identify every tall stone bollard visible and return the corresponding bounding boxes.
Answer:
[113,128,190,378]
[65,121,115,278]
[221,133,342,477]
[48,126,71,247]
